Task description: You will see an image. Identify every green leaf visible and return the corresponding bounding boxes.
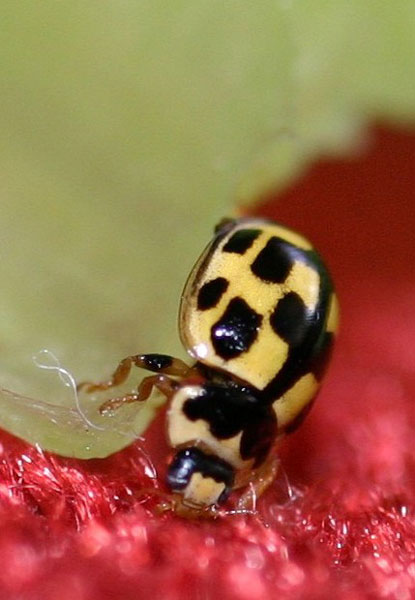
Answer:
[0,1,414,457]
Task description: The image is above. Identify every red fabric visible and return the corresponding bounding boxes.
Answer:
[1,126,414,599]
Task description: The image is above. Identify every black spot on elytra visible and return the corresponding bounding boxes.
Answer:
[211,297,262,359]
[183,383,277,466]
[142,354,173,371]
[166,447,235,503]
[261,256,334,406]
[197,277,229,310]
[222,228,261,254]
[250,236,296,283]
[270,292,309,347]
[309,331,335,380]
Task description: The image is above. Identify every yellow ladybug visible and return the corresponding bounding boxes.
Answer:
[79,218,338,517]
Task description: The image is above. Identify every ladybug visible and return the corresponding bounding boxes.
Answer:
[79,217,338,517]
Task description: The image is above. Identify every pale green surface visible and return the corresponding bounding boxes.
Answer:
[0,2,414,457]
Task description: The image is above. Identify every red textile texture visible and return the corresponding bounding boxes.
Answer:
[1,126,415,599]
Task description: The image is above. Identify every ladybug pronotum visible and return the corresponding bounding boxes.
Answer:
[79,218,338,517]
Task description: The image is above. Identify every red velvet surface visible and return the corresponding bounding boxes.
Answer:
[1,127,414,599]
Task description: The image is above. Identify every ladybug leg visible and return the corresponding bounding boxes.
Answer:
[156,493,220,520]
[235,455,280,511]
[134,488,219,520]
[77,353,191,394]
[99,373,178,415]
